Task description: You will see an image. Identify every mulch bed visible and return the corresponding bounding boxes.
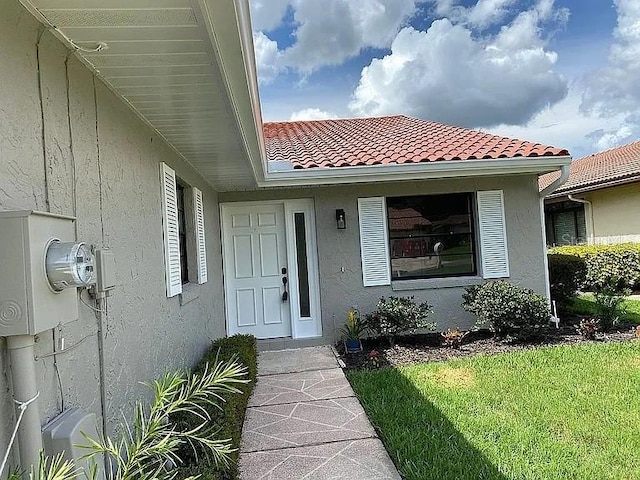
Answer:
[337,318,640,370]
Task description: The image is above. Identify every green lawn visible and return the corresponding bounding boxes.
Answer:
[569,294,640,324]
[347,341,640,480]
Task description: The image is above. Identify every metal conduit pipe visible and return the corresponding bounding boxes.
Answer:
[7,335,43,470]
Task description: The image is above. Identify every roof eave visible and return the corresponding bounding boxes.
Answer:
[547,173,640,198]
[258,155,573,188]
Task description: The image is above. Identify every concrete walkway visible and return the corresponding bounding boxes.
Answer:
[239,346,401,480]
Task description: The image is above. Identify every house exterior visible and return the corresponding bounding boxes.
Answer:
[542,141,640,245]
[0,0,570,472]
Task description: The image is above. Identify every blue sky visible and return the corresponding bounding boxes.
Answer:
[249,0,639,158]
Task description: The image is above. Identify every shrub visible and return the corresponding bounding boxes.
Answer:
[577,318,599,340]
[364,296,435,347]
[549,243,640,291]
[177,334,258,480]
[594,289,628,332]
[462,281,551,336]
[547,254,587,305]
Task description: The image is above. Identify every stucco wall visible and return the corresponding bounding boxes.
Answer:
[220,174,547,342]
[0,0,226,465]
[583,182,640,244]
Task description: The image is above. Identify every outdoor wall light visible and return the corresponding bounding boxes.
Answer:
[336,209,346,229]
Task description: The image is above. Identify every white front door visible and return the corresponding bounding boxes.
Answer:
[222,202,292,339]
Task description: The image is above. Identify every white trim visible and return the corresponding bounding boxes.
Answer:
[284,200,323,339]
[259,156,573,188]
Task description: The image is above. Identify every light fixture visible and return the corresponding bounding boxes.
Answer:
[335,209,346,230]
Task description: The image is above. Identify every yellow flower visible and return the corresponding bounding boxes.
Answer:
[347,310,356,327]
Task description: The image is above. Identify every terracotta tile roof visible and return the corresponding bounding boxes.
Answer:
[264,115,569,169]
[540,140,640,194]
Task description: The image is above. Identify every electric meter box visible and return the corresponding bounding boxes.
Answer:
[0,210,79,336]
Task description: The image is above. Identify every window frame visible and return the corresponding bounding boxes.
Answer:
[386,192,478,281]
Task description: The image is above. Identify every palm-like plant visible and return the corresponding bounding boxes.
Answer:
[8,452,79,480]
[81,358,248,480]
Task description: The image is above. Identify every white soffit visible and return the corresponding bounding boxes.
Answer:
[24,0,259,191]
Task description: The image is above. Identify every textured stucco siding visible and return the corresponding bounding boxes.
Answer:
[219,174,547,342]
[0,0,226,464]
[583,183,640,244]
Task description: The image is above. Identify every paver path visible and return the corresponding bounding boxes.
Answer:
[239,346,401,480]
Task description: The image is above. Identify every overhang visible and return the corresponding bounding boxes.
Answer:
[20,0,266,191]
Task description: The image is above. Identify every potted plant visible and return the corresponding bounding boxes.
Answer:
[341,309,365,353]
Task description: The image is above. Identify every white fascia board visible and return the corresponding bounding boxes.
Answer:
[257,156,573,188]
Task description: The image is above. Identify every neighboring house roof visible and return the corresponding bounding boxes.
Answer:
[264,115,570,169]
[540,140,640,195]
[388,208,432,231]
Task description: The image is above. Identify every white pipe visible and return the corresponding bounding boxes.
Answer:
[539,164,571,198]
[7,335,43,471]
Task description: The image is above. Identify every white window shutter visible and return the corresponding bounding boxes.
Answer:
[160,162,182,297]
[358,197,391,286]
[192,187,207,284]
[477,190,510,279]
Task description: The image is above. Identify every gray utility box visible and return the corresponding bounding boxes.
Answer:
[0,210,78,336]
[42,408,104,480]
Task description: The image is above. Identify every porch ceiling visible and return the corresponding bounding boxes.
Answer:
[23,0,264,191]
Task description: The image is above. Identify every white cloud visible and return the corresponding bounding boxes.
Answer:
[253,32,282,85]
[491,87,629,158]
[249,0,291,32]
[289,108,337,121]
[433,0,517,29]
[250,0,419,77]
[349,1,568,128]
[580,0,640,148]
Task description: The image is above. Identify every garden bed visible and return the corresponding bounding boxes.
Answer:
[337,323,638,369]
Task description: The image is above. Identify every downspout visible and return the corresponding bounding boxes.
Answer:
[539,164,571,302]
[567,194,594,244]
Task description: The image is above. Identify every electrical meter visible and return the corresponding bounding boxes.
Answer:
[45,240,95,291]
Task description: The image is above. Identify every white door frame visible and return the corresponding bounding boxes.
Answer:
[221,199,322,339]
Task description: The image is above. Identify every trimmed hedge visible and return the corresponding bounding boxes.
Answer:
[548,254,587,305]
[462,280,551,336]
[178,334,257,480]
[549,243,640,291]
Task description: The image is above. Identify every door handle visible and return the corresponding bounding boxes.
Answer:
[282,275,288,302]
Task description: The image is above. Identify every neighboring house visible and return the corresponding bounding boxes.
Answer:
[0,0,571,472]
[541,141,640,245]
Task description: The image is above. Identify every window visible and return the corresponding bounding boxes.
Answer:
[358,191,508,287]
[545,201,586,246]
[160,162,208,298]
[387,193,476,279]
[176,182,189,284]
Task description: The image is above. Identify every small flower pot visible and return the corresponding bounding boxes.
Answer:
[344,338,362,354]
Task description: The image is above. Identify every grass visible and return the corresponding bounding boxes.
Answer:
[347,341,640,480]
[569,294,640,324]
